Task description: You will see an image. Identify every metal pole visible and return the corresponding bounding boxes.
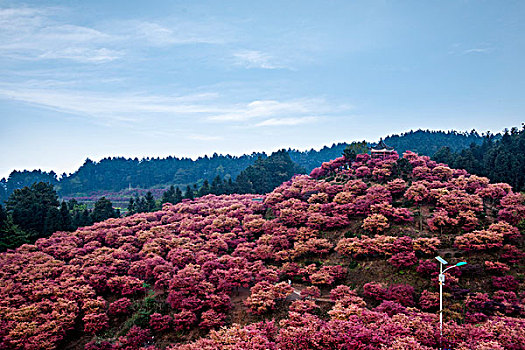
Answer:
[439,262,443,350]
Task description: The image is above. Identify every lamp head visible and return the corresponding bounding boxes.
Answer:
[456,262,467,267]
[435,256,448,265]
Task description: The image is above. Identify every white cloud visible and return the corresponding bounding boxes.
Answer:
[0,7,119,63]
[127,20,231,46]
[208,99,340,122]
[462,47,492,54]
[255,116,319,127]
[0,5,232,63]
[37,47,123,63]
[0,86,224,123]
[233,50,286,69]
[0,83,348,130]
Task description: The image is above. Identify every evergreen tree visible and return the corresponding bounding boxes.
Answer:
[235,150,305,194]
[343,141,368,161]
[68,198,79,211]
[0,216,33,252]
[59,200,72,231]
[226,178,233,195]
[81,209,92,227]
[174,187,183,204]
[6,182,59,238]
[137,197,147,213]
[161,185,176,204]
[433,146,454,165]
[0,204,6,228]
[43,207,62,235]
[144,191,156,211]
[184,185,194,200]
[127,197,135,215]
[234,172,254,194]
[432,125,525,191]
[198,180,210,197]
[73,211,82,228]
[91,197,116,222]
[210,176,224,195]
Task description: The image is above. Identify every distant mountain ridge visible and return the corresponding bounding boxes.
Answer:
[0,129,486,201]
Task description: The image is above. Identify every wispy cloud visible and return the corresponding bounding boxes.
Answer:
[208,99,344,122]
[233,50,287,69]
[462,47,492,55]
[0,85,223,123]
[448,43,494,56]
[37,47,123,63]
[0,82,348,129]
[0,5,232,64]
[255,116,319,127]
[0,7,120,63]
[123,20,232,46]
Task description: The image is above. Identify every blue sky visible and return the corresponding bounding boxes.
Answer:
[1,0,524,179]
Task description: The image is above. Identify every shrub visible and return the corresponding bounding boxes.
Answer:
[385,284,415,307]
[83,313,109,334]
[388,251,417,269]
[454,230,503,252]
[363,282,386,301]
[108,298,132,316]
[149,313,172,332]
[362,214,389,233]
[374,300,407,317]
[301,286,321,299]
[245,281,293,314]
[416,259,438,277]
[289,300,319,313]
[419,290,439,310]
[117,326,152,350]
[484,261,510,275]
[492,275,519,291]
[330,285,356,302]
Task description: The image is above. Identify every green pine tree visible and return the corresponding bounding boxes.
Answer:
[59,200,72,231]
[161,185,176,204]
[6,181,60,238]
[174,187,183,204]
[199,180,210,197]
[144,191,156,212]
[184,185,194,200]
[91,197,116,222]
[127,197,135,215]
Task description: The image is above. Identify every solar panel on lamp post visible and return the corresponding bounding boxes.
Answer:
[435,256,467,350]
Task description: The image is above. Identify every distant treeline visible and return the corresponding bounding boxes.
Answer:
[129,150,305,214]
[384,129,487,156]
[433,126,525,192]
[0,129,492,202]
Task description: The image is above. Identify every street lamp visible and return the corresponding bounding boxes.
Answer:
[435,256,467,350]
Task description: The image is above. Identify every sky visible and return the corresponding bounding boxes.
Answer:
[1,0,524,179]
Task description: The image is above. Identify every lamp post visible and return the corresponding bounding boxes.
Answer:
[435,256,467,350]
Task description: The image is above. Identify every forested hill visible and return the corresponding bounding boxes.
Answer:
[0,129,486,200]
[433,126,525,192]
[384,129,485,156]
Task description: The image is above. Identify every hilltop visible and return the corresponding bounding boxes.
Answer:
[0,150,523,349]
[0,129,486,202]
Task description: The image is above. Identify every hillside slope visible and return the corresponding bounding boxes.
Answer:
[0,151,523,349]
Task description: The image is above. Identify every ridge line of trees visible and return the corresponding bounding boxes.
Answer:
[1,129,489,202]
